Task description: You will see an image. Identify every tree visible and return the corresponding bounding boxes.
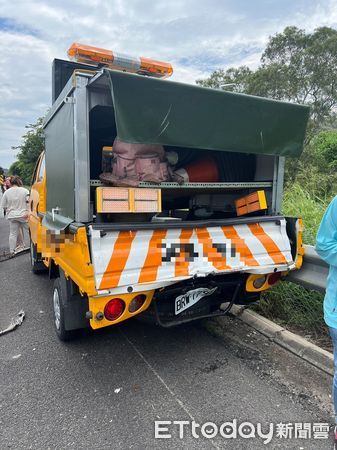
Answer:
[197,26,337,129]
[196,66,253,93]
[260,26,337,126]
[11,117,44,185]
[310,130,337,172]
[8,161,23,177]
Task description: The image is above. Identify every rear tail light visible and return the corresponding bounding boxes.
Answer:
[128,294,146,313]
[253,275,267,289]
[268,272,282,286]
[104,298,125,321]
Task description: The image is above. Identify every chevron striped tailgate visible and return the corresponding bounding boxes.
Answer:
[89,219,294,295]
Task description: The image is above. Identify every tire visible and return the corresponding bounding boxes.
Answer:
[30,240,47,274]
[52,277,78,341]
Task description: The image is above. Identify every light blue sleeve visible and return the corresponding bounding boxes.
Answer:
[316,196,337,267]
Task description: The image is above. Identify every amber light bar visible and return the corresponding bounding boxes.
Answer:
[68,43,173,78]
[96,187,162,213]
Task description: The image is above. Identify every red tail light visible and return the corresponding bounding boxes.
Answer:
[268,272,282,286]
[128,294,146,313]
[104,298,125,321]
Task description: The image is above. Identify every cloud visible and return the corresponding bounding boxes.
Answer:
[0,0,337,168]
[0,17,40,36]
[0,29,52,168]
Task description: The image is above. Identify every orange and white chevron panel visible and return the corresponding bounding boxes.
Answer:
[89,219,294,295]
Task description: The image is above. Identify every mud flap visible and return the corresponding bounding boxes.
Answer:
[59,270,89,331]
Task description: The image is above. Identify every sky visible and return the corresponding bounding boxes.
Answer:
[1,0,337,169]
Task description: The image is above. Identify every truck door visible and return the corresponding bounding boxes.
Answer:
[29,152,46,244]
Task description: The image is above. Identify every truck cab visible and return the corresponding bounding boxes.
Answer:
[29,151,46,271]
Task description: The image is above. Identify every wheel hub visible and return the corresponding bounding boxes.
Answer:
[53,288,61,330]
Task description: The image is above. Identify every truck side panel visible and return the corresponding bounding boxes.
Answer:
[39,225,96,296]
[44,102,75,219]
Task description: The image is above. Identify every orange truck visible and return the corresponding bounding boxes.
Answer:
[29,43,309,340]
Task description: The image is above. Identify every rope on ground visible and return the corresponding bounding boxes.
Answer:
[0,310,25,336]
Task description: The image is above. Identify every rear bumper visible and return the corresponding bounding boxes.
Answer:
[139,272,260,327]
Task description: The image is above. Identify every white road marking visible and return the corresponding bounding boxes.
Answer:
[121,329,220,450]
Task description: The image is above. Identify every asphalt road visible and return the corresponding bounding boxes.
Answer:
[0,217,334,449]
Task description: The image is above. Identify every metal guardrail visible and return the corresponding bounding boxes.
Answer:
[287,245,328,293]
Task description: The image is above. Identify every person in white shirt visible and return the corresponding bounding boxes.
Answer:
[0,176,29,254]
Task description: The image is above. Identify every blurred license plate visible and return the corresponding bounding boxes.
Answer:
[175,287,217,315]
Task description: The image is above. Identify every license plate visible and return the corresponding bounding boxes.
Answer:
[175,287,217,315]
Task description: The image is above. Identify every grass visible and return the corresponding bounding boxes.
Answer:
[254,182,332,349]
[282,182,332,245]
[257,283,329,345]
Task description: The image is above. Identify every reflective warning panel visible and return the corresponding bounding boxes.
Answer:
[89,219,294,295]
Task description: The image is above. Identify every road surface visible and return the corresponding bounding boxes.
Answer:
[0,217,334,449]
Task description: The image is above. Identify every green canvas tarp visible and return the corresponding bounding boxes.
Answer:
[106,69,310,158]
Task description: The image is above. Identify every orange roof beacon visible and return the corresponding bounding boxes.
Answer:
[68,42,173,78]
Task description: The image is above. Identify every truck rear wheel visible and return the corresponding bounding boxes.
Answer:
[52,272,89,341]
[30,240,47,274]
[52,278,77,341]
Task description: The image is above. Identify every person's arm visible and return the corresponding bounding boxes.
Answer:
[316,196,337,266]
